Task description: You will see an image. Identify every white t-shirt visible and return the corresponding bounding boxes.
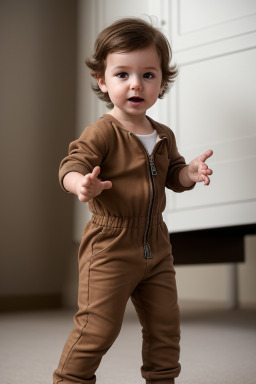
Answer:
[135,130,157,155]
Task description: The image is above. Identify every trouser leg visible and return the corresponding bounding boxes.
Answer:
[131,254,181,384]
[53,224,138,384]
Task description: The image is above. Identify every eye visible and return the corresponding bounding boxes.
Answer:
[116,72,128,79]
[143,72,154,79]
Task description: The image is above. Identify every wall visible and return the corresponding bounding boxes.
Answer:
[0,0,77,309]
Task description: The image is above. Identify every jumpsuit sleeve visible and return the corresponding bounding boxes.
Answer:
[165,129,196,193]
[59,124,108,192]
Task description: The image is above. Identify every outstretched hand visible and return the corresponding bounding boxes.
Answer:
[76,166,112,202]
[188,149,213,185]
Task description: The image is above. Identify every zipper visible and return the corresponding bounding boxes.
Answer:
[143,153,155,259]
[149,154,157,176]
[130,133,166,259]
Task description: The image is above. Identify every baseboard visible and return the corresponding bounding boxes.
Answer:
[0,293,62,312]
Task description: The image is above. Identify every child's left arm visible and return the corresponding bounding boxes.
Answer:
[179,149,213,187]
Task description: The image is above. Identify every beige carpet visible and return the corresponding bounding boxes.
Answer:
[0,302,256,384]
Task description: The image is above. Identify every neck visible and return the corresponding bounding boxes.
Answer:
[108,109,152,134]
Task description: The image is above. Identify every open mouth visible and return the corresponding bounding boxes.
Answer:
[128,97,144,102]
[128,96,144,105]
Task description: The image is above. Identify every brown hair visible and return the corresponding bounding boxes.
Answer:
[86,17,178,109]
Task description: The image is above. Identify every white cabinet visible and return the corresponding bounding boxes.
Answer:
[165,0,256,232]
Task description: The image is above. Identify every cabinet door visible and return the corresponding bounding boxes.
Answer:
[165,0,256,232]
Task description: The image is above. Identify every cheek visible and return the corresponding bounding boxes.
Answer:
[109,85,124,99]
[148,85,162,99]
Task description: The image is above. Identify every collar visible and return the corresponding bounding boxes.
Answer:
[102,113,167,139]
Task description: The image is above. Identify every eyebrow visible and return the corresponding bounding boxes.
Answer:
[111,66,159,71]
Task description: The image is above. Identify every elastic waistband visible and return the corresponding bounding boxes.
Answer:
[91,213,163,228]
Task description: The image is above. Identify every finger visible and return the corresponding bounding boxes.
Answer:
[78,193,89,202]
[201,168,213,176]
[200,149,213,163]
[80,186,91,195]
[82,167,100,186]
[199,172,206,183]
[81,174,92,187]
[79,186,95,201]
[91,166,101,180]
[101,180,112,190]
[204,176,211,186]
[202,174,211,185]
[200,164,208,173]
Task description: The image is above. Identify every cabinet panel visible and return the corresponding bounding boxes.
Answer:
[179,0,256,34]
[178,49,256,149]
[165,2,256,232]
[165,200,256,233]
[173,48,256,214]
[171,0,256,52]
[175,155,256,208]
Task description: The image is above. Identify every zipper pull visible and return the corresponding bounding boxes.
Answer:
[144,242,152,259]
[149,155,157,176]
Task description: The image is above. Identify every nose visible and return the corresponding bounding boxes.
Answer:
[130,75,142,90]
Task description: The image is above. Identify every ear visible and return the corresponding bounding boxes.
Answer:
[160,82,166,96]
[97,77,108,93]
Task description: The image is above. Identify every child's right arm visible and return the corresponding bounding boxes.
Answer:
[63,166,112,203]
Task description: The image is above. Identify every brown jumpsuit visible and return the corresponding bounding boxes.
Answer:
[53,114,194,384]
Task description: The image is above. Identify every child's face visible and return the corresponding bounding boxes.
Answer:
[98,45,165,119]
